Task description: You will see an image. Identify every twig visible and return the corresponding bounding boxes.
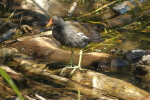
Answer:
[134,0,143,9]
[77,0,117,19]
[132,8,150,23]
[0,9,16,29]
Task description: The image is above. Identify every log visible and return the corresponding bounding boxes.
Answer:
[9,31,112,67]
[1,65,27,82]
[12,53,113,99]
[11,52,149,99]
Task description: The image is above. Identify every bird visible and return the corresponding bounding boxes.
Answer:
[46,16,102,75]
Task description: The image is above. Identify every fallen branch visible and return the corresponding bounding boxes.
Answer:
[11,53,149,99]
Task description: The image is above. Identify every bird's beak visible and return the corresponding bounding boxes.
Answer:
[46,18,52,27]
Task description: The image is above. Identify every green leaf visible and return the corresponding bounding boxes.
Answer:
[0,66,24,100]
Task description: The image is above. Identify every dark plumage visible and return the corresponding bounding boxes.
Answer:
[47,16,102,75]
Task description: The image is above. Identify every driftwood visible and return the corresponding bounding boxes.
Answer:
[9,31,112,67]
[0,83,35,100]
[10,52,149,100]
[7,31,129,74]
[1,65,27,82]
[0,65,35,100]
[12,53,114,99]
[0,42,148,99]
[1,64,107,99]
[137,94,150,100]
[2,31,147,99]
[0,32,148,99]
[0,48,18,64]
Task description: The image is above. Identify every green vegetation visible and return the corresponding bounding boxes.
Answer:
[0,67,24,100]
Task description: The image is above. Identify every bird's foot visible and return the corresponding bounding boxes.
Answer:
[59,64,74,75]
[60,64,81,76]
[70,65,82,76]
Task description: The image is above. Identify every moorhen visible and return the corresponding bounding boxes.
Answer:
[46,16,102,75]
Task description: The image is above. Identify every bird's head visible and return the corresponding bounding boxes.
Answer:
[46,16,65,27]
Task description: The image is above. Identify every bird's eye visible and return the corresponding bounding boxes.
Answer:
[52,19,55,22]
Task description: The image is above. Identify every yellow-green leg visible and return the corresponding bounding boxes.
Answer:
[60,49,75,75]
[70,50,83,75]
[69,49,74,66]
[60,49,83,76]
[77,50,83,69]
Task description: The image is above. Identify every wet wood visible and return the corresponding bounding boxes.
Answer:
[20,79,108,100]
[11,52,149,100]
[0,31,149,99]
[0,48,18,64]
[70,70,149,100]
[12,53,114,99]
[0,1,150,99]
[9,31,112,67]
[1,65,27,82]
[7,31,129,73]
[0,81,16,99]
[0,76,14,99]
[0,80,35,100]
[137,94,150,100]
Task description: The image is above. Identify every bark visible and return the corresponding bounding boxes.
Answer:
[11,52,149,100]
[9,31,112,67]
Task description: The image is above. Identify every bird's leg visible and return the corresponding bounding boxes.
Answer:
[60,49,74,75]
[78,50,83,69]
[70,50,83,75]
[69,49,74,67]
[60,49,83,76]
